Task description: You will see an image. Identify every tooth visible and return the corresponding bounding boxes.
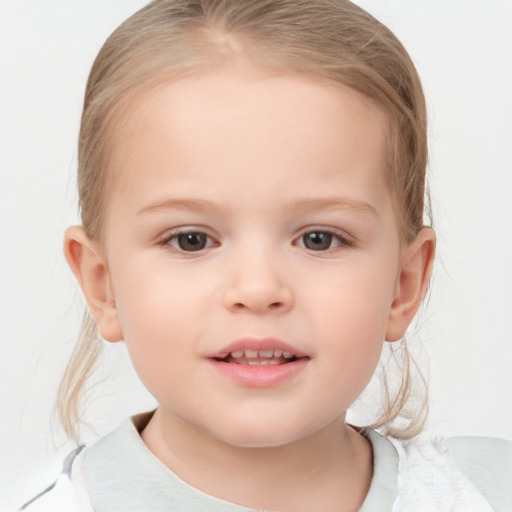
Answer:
[231,350,244,358]
[273,350,283,357]
[259,350,274,358]
[259,360,271,365]
[217,352,228,359]
[283,351,293,359]
[245,349,258,358]
[269,360,280,365]
[247,360,259,365]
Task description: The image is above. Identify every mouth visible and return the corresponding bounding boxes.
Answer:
[214,349,301,366]
[210,337,308,365]
[208,339,309,387]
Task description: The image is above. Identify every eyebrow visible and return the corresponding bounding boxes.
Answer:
[137,196,379,218]
[137,199,218,216]
[285,197,379,218]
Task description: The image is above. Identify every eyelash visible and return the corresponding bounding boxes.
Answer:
[295,229,354,252]
[158,229,217,253]
[158,228,354,254]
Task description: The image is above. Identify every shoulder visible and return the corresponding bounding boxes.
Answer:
[16,414,154,512]
[389,432,512,512]
[17,475,78,512]
[447,435,512,512]
[16,446,93,512]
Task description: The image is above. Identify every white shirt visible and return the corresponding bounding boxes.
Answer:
[17,412,512,512]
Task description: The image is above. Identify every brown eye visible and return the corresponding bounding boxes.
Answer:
[302,232,333,251]
[173,232,209,251]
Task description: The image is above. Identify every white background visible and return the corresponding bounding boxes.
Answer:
[1,1,511,510]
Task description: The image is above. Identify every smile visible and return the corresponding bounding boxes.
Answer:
[208,338,309,387]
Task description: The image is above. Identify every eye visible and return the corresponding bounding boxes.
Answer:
[162,231,216,252]
[297,230,352,251]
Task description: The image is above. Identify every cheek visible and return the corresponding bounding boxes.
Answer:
[302,254,398,383]
[303,254,397,331]
[113,256,207,321]
[110,260,209,363]
[115,282,199,405]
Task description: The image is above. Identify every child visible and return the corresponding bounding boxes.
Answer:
[16,1,512,511]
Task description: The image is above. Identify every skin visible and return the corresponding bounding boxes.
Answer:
[65,65,435,511]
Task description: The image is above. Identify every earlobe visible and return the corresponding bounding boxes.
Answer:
[63,226,123,343]
[385,228,436,342]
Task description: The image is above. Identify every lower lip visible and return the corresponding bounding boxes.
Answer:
[208,358,309,388]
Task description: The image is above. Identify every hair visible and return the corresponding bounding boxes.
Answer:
[57,0,431,442]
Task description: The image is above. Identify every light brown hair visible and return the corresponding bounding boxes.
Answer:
[58,0,431,441]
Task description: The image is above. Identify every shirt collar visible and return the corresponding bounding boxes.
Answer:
[84,411,398,511]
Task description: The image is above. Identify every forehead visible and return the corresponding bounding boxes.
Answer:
[106,67,390,215]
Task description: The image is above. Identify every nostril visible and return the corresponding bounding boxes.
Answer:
[232,301,284,312]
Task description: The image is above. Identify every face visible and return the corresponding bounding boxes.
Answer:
[100,67,404,447]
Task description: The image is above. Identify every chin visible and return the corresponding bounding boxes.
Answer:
[219,432,302,449]
[209,417,316,449]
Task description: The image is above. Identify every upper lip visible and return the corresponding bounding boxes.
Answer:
[209,336,309,359]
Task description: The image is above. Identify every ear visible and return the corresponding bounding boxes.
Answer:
[386,227,436,341]
[63,226,123,343]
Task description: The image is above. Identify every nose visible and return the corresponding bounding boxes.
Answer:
[222,248,294,315]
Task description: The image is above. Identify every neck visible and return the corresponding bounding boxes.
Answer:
[140,408,373,512]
